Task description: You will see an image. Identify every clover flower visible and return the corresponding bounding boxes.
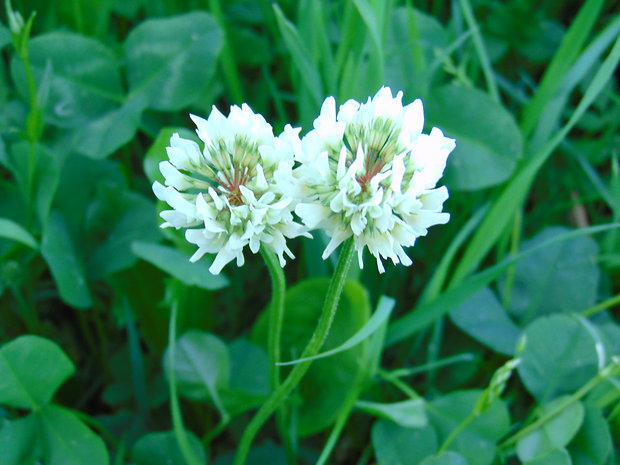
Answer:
[153,104,308,274]
[294,87,455,273]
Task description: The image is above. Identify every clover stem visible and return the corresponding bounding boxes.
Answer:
[259,247,296,464]
[234,238,356,465]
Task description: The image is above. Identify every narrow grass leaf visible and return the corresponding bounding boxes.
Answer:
[356,398,427,428]
[273,4,323,107]
[458,0,499,102]
[352,0,385,88]
[166,303,204,465]
[452,34,620,284]
[520,0,605,136]
[131,241,228,290]
[0,217,38,249]
[387,223,620,345]
[277,295,394,366]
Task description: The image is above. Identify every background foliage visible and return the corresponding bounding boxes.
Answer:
[0,0,619,464]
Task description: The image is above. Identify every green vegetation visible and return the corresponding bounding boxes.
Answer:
[0,0,619,464]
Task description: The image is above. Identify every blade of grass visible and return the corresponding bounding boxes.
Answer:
[530,14,620,152]
[310,0,337,95]
[208,0,245,104]
[418,203,489,304]
[352,0,385,90]
[387,222,620,345]
[168,301,203,465]
[520,0,605,137]
[451,33,620,285]
[273,3,323,107]
[458,0,499,102]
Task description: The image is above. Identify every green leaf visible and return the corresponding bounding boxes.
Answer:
[425,85,522,191]
[523,449,571,465]
[520,0,605,136]
[37,405,109,465]
[132,430,206,465]
[11,32,123,128]
[518,314,602,402]
[86,192,161,279]
[568,404,612,465]
[221,339,270,414]
[516,398,584,462]
[278,295,394,365]
[0,415,39,465]
[420,451,469,465]
[143,127,199,185]
[372,420,438,465]
[41,211,92,308]
[357,399,426,428]
[0,218,38,249]
[71,95,147,159]
[428,390,510,465]
[8,142,64,227]
[0,335,75,410]
[252,277,371,435]
[386,7,448,98]
[0,24,10,50]
[124,12,223,111]
[449,287,520,355]
[450,34,620,284]
[272,4,323,107]
[163,330,229,416]
[504,227,599,323]
[387,223,619,345]
[132,241,228,291]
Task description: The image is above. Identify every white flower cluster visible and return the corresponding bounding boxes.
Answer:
[153,104,308,274]
[294,87,455,272]
[154,87,455,274]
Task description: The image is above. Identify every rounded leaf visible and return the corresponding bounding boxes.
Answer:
[428,390,510,465]
[0,335,75,409]
[426,85,522,191]
[372,420,438,465]
[504,227,599,323]
[517,314,602,402]
[516,398,584,462]
[164,330,230,401]
[37,405,109,465]
[124,12,223,110]
[11,32,123,128]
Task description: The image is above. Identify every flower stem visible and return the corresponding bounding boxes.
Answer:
[499,357,620,450]
[234,238,356,465]
[259,247,296,464]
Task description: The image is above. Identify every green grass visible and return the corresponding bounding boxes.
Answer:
[0,1,619,464]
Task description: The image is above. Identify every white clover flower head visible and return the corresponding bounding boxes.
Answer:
[153,104,309,274]
[295,87,455,273]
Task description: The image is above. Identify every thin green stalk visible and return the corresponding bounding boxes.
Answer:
[458,0,499,102]
[233,238,356,465]
[500,358,620,450]
[208,0,245,104]
[259,247,296,465]
[501,209,522,309]
[378,368,421,400]
[315,369,366,465]
[437,410,477,454]
[389,353,475,378]
[168,302,204,465]
[581,294,620,318]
